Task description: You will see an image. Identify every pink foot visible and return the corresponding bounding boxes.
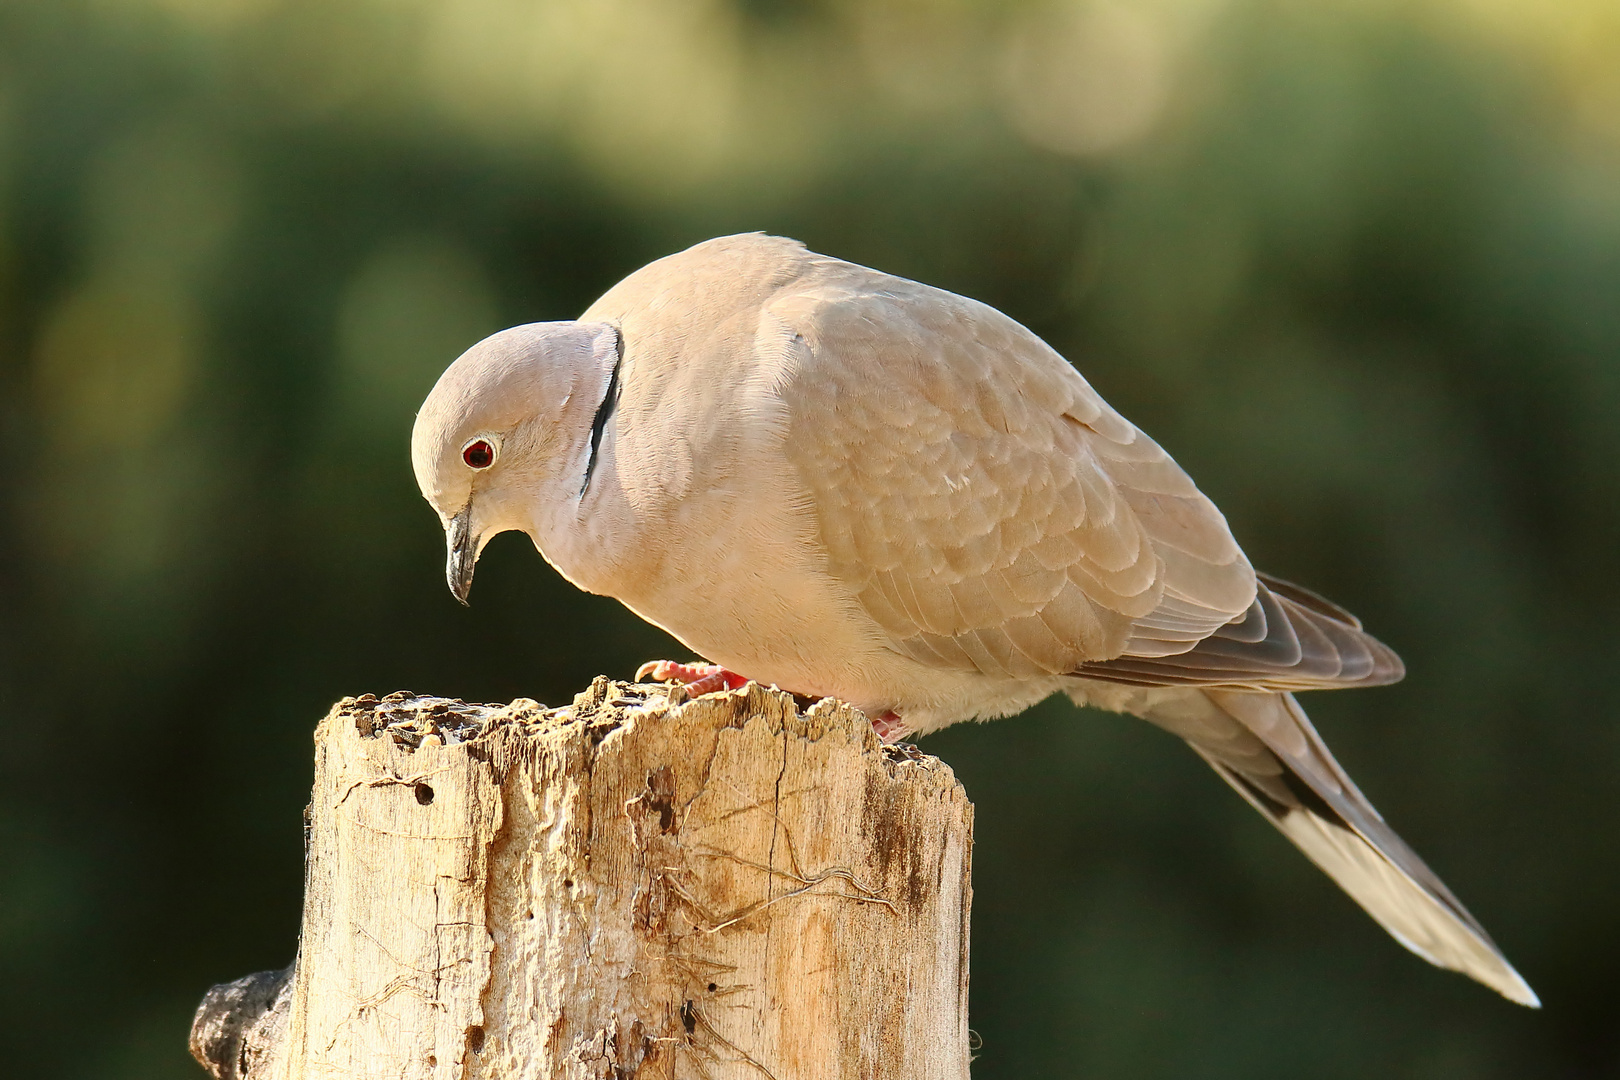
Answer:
[871,710,910,743]
[635,660,751,698]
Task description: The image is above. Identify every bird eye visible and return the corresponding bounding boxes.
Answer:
[462,438,496,470]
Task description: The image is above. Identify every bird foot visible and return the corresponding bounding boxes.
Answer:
[871,710,910,743]
[635,660,751,698]
[636,661,910,743]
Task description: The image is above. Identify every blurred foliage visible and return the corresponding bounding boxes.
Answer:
[2,0,1619,1076]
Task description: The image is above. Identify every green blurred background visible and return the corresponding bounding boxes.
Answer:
[2,0,1618,1075]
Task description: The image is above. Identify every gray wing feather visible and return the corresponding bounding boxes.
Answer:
[1077,574,1405,691]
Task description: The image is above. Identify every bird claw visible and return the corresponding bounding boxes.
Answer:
[635,662,909,742]
[635,660,751,698]
[870,710,910,743]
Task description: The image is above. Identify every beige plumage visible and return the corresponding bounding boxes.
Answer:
[412,233,1536,1006]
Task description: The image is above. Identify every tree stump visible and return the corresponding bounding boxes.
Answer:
[190,678,974,1079]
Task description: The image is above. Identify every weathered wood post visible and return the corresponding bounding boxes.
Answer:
[191,678,974,1079]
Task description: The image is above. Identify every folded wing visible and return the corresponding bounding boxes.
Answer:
[774,267,1400,687]
[1077,572,1406,690]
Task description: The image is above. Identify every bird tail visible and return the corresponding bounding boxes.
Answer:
[1118,686,1538,1006]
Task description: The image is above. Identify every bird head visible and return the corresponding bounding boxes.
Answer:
[411,321,620,604]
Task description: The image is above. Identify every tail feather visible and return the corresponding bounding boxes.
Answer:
[1119,686,1538,1006]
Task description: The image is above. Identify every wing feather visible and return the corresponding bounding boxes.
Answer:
[1079,577,1405,690]
[775,268,1255,677]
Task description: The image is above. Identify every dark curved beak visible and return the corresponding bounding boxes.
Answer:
[445,505,478,606]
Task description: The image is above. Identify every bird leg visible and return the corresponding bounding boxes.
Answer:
[635,660,751,698]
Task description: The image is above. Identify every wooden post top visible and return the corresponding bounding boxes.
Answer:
[193,679,974,1080]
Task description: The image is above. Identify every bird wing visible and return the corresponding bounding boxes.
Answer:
[772,270,1258,678]
[1076,572,1406,690]
[773,267,1403,690]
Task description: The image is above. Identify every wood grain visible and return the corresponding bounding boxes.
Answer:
[191,678,974,1079]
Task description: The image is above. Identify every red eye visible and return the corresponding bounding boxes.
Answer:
[462,439,495,469]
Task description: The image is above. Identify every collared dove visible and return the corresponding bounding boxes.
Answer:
[411,233,1537,1006]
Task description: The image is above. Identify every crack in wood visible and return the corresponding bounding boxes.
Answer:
[190,682,973,1079]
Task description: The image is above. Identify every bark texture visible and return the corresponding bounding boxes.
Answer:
[190,678,973,1079]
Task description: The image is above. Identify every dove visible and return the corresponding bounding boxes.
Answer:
[411,232,1537,1006]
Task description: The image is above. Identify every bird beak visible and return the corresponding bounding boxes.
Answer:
[445,505,478,606]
